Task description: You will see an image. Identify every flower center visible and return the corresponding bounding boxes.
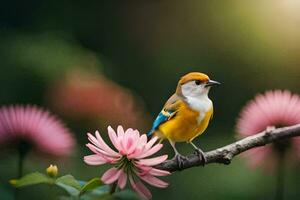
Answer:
[116,156,137,175]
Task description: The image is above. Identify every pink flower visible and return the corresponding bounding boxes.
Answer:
[84,125,170,199]
[0,105,75,157]
[236,90,300,168]
[47,69,149,129]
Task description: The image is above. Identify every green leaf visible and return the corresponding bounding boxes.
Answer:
[78,180,87,187]
[80,178,103,195]
[10,172,51,188]
[55,175,81,196]
[80,185,110,200]
[56,175,81,190]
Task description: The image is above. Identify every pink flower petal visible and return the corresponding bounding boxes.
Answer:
[126,131,139,155]
[127,147,144,159]
[121,129,133,154]
[138,155,168,166]
[133,130,140,141]
[140,134,148,144]
[140,174,169,188]
[84,154,107,165]
[85,144,119,163]
[87,132,100,146]
[117,125,125,138]
[128,134,148,158]
[107,126,121,152]
[145,136,158,150]
[87,132,119,157]
[138,166,170,177]
[101,168,122,184]
[126,137,134,150]
[148,168,170,177]
[119,128,135,154]
[133,136,158,158]
[129,175,152,200]
[86,143,116,158]
[136,143,163,159]
[117,170,127,189]
[95,130,120,157]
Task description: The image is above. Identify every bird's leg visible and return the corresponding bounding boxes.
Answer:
[190,141,207,166]
[169,140,186,169]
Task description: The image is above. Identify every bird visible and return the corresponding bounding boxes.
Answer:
[147,72,220,167]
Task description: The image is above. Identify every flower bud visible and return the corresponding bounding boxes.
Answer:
[46,164,58,177]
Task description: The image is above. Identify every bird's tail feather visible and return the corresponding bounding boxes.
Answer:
[147,129,155,139]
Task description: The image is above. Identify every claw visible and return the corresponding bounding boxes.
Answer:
[194,148,207,166]
[172,154,187,170]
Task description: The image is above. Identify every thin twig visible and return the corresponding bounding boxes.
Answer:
[156,124,300,172]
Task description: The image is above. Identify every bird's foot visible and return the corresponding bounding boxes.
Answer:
[172,154,187,170]
[194,148,207,166]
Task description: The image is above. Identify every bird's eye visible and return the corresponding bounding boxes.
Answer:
[194,80,201,85]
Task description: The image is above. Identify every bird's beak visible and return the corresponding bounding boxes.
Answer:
[205,80,221,87]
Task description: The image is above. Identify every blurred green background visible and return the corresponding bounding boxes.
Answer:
[1,0,300,199]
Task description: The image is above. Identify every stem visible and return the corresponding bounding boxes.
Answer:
[15,142,30,200]
[275,150,286,200]
[18,150,25,178]
[17,143,29,178]
[109,182,117,194]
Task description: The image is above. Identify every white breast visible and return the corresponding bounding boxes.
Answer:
[186,95,212,124]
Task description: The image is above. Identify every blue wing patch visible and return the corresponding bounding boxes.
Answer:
[147,109,175,138]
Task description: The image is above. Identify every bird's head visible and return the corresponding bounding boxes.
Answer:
[176,72,220,98]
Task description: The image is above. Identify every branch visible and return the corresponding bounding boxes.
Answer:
[156,124,300,172]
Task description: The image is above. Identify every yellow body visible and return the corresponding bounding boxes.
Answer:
[157,101,213,142]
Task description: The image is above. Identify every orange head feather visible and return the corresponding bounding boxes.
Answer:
[179,72,210,85]
[176,72,210,95]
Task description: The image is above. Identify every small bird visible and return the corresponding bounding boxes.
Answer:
[148,72,220,167]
